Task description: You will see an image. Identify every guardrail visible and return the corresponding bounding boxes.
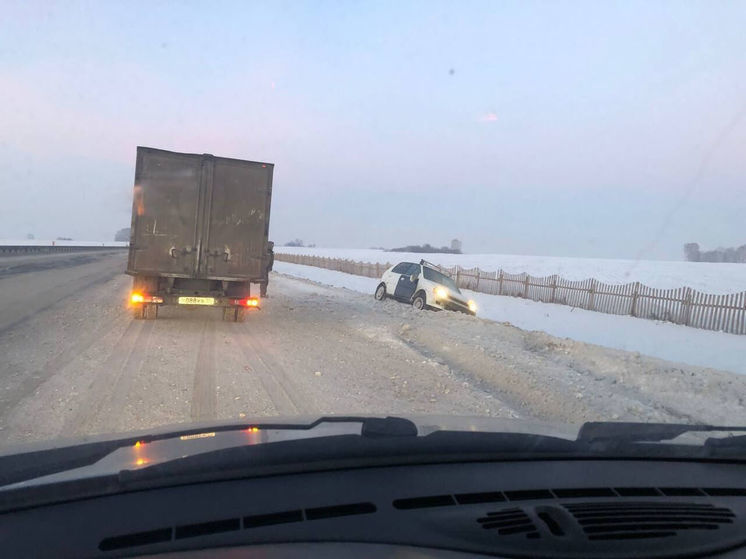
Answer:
[276,253,746,335]
[0,241,129,256]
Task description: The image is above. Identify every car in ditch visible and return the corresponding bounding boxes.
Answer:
[374,259,477,315]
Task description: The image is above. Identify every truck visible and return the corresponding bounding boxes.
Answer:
[125,146,274,322]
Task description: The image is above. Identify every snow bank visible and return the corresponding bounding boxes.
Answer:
[275,247,746,294]
[274,261,746,376]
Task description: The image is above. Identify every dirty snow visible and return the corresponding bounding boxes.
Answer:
[274,261,746,376]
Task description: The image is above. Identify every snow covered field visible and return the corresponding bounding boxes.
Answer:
[274,261,746,376]
[275,247,746,294]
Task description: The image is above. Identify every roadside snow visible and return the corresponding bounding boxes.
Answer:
[274,262,380,293]
[274,261,746,376]
[275,247,746,294]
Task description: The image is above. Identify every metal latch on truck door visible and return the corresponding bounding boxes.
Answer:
[169,246,193,258]
[205,248,232,262]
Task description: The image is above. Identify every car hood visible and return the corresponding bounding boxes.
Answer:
[0,415,577,457]
[1,416,742,498]
[0,416,579,498]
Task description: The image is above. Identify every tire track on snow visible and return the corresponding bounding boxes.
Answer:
[230,327,308,416]
[191,320,217,421]
[64,319,155,435]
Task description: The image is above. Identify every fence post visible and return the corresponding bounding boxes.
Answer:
[630,282,640,317]
[523,275,530,298]
[588,279,596,311]
[375,262,380,277]
[551,275,557,303]
[498,270,504,295]
[681,287,693,325]
[476,269,480,290]
[455,267,461,288]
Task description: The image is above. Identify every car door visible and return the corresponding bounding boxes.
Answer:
[394,263,420,301]
[386,262,411,293]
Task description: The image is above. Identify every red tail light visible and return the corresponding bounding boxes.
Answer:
[234,297,260,307]
[130,293,163,304]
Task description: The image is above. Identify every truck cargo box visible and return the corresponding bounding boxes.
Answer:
[127,147,273,281]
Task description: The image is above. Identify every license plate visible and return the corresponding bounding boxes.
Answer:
[178,296,215,306]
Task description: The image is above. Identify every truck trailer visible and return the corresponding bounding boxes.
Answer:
[126,147,274,322]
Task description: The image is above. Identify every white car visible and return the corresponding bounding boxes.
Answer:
[374,260,477,315]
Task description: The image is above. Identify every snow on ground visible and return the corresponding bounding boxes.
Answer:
[274,261,746,376]
[275,247,746,294]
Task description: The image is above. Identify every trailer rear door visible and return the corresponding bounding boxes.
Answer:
[200,157,273,279]
[128,148,203,277]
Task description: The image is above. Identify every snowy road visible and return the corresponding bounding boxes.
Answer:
[0,251,744,445]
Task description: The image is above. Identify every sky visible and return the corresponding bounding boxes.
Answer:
[1,0,745,259]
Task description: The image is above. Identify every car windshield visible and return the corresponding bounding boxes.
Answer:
[0,1,744,475]
[423,266,460,293]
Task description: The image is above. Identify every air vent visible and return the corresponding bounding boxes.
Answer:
[553,488,616,499]
[703,488,746,497]
[505,490,553,501]
[99,501,375,551]
[564,501,736,540]
[305,502,376,520]
[659,488,705,497]
[614,487,661,497]
[99,528,172,551]
[393,487,746,510]
[175,518,240,540]
[393,495,455,509]
[243,509,302,528]
[455,491,505,505]
[477,507,539,538]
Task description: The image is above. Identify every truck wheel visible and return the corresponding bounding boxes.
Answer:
[374,283,386,301]
[222,307,247,322]
[412,292,426,310]
[144,304,158,320]
[132,306,145,320]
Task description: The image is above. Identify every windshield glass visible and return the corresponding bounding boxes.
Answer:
[423,266,460,293]
[0,1,744,470]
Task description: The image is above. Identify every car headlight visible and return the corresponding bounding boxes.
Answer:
[468,300,477,313]
[434,286,448,299]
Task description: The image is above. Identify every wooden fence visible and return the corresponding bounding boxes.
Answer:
[275,253,746,335]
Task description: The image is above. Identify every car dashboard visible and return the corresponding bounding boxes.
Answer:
[0,458,744,558]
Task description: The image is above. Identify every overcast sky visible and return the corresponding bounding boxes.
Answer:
[1,0,744,259]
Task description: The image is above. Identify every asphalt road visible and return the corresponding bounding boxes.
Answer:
[0,251,743,446]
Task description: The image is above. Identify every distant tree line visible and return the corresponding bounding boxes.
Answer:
[684,242,746,263]
[284,239,315,247]
[389,243,462,254]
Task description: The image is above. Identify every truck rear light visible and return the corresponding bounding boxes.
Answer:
[234,297,260,307]
[130,293,163,304]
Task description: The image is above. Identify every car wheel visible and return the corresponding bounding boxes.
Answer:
[374,283,386,301]
[412,293,426,310]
